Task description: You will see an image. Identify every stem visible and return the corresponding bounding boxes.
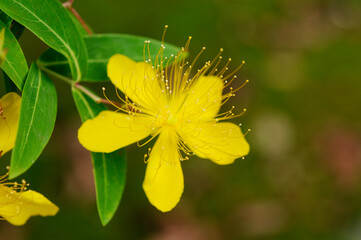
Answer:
[73,83,102,103]
[38,63,100,102]
[73,84,124,107]
[38,64,124,108]
[63,0,93,35]
[38,65,73,85]
[38,64,100,103]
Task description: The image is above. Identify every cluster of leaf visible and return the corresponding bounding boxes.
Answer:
[0,0,181,225]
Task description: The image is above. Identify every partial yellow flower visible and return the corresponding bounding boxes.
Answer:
[0,171,59,226]
[0,93,58,225]
[0,92,21,157]
[78,36,250,212]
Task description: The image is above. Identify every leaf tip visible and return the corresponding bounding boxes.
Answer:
[99,212,112,226]
[8,167,23,180]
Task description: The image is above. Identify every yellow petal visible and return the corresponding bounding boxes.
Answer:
[78,111,153,153]
[107,54,164,113]
[0,186,58,226]
[0,92,21,156]
[183,76,223,121]
[180,122,250,165]
[143,129,184,212]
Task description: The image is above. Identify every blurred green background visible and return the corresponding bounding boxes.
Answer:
[1,0,361,239]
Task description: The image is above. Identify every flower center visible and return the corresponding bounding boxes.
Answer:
[166,113,177,126]
[156,102,183,130]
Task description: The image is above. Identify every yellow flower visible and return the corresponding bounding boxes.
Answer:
[78,37,250,212]
[0,93,59,225]
[0,173,59,226]
[0,92,21,158]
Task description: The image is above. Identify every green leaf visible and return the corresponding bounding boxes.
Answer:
[0,0,87,81]
[0,11,25,40]
[0,19,28,90]
[38,33,182,82]
[0,10,12,27]
[72,87,126,226]
[10,63,57,178]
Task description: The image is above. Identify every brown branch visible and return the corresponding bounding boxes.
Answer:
[69,8,93,35]
[73,83,124,108]
[63,0,93,35]
[97,98,124,108]
[62,0,74,8]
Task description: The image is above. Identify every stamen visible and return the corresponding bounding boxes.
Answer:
[207,56,223,76]
[143,41,148,62]
[243,129,251,136]
[182,44,204,80]
[230,108,247,119]
[224,75,237,88]
[137,132,159,148]
[228,79,249,95]
[221,92,235,106]
[177,138,194,156]
[162,25,168,44]
[223,60,245,81]
[216,108,247,121]
[208,48,224,67]
[144,148,152,163]
[216,58,231,78]
[102,87,128,113]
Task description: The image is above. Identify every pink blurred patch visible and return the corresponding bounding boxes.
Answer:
[62,121,96,202]
[232,201,288,238]
[147,206,222,240]
[0,222,24,240]
[315,125,361,189]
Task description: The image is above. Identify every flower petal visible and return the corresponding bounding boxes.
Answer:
[107,54,164,113]
[0,92,21,156]
[143,129,184,212]
[78,111,153,153]
[180,122,250,165]
[183,76,223,121]
[0,186,58,226]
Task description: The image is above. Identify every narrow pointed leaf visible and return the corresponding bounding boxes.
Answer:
[0,0,87,81]
[38,33,181,82]
[72,87,126,226]
[0,20,28,90]
[10,63,57,178]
